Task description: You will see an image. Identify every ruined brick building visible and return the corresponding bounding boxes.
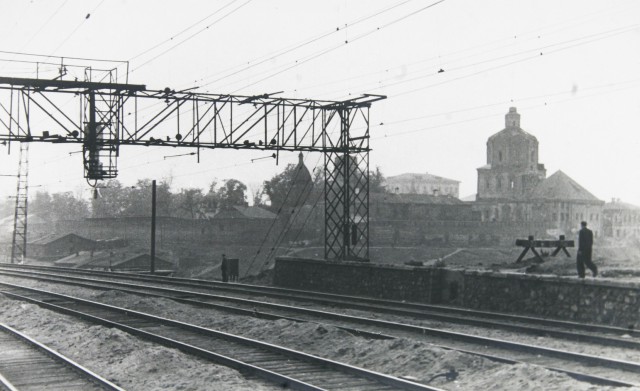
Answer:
[603,199,640,239]
[473,107,604,237]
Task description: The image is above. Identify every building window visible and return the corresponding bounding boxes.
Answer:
[552,212,557,221]
[498,151,503,162]
[497,177,502,190]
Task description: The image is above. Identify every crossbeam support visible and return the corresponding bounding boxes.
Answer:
[0,76,384,261]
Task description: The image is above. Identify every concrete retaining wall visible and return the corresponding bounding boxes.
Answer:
[458,271,640,328]
[274,257,443,303]
[274,257,640,328]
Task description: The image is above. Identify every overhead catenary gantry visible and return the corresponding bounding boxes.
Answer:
[0,75,385,261]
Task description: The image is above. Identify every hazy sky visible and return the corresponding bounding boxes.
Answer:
[1,0,639,206]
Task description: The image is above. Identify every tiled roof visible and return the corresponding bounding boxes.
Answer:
[29,233,93,245]
[54,250,112,267]
[85,253,172,268]
[234,205,277,218]
[213,206,277,219]
[487,127,537,142]
[530,170,602,202]
[371,192,465,205]
[385,172,460,184]
[604,200,640,211]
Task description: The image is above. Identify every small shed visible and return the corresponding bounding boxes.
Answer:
[29,233,96,261]
[95,237,129,250]
[81,253,174,273]
[54,251,107,268]
[207,206,278,243]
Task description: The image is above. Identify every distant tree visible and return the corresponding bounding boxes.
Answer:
[202,180,220,213]
[50,192,90,220]
[174,188,204,219]
[29,190,89,221]
[251,186,267,207]
[308,166,324,204]
[91,180,127,217]
[370,166,387,193]
[30,191,53,219]
[263,163,297,211]
[92,179,172,217]
[216,179,247,210]
[0,200,12,217]
[121,179,172,216]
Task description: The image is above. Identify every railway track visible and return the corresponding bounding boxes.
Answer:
[0,264,637,347]
[1,265,639,388]
[0,281,440,391]
[0,322,124,391]
[3,263,637,342]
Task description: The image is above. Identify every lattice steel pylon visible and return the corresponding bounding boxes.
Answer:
[324,108,370,260]
[10,143,29,264]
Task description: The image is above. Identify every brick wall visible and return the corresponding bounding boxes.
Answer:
[274,257,443,303]
[29,216,281,247]
[274,257,640,328]
[457,271,640,328]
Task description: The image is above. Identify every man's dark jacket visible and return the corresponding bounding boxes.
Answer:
[578,227,593,260]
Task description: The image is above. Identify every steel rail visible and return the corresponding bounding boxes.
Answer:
[0,270,638,388]
[0,322,125,391]
[0,282,442,391]
[1,265,637,342]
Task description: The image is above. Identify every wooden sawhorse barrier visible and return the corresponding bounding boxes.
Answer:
[515,235,574,263]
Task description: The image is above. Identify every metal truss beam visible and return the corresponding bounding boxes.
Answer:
[0,76,383,261]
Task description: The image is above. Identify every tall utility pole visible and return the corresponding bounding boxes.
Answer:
[150,179,156,274]
[10,143,29,264]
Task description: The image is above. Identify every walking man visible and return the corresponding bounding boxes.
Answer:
[577,221,598,278]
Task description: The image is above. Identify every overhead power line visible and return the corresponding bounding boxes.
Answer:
[22,0,69,50]
[129,0,240,61]
[195,0,417,89]
[310,21,640,102]
[371,79,640,141]
[0,49,127,64]
[385,23,640,100]
[131,0,253,73]
[227,0,447,92]
[49,0,107,56]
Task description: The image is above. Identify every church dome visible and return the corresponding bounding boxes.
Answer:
[286,152,313,207]
[486,107,539,168]
[487,107,538,143]
[294,152,312,185]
